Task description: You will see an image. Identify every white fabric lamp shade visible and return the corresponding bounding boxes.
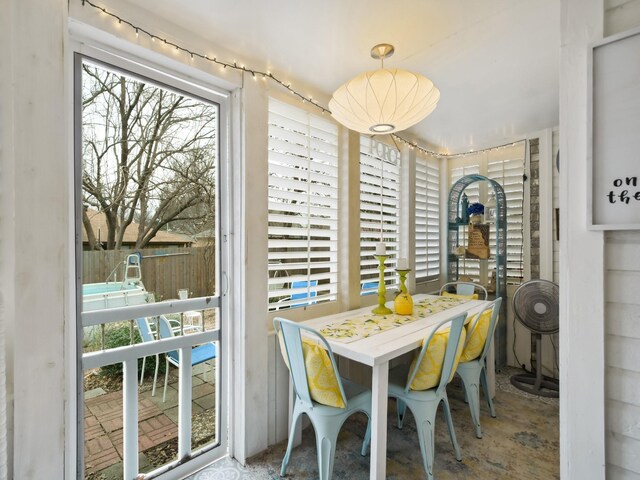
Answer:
[329,68,440,135]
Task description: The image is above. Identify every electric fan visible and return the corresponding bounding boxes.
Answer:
[511,279,560,398]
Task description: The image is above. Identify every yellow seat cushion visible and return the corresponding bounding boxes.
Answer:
[459,309,493,363]
[278,332,346,409]
[409,327,467,391]
[441,290,479,300]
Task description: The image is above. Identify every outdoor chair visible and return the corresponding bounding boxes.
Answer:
[274,317,372,480]
[388,312,468,480]
[158,315,217,402]
[135,317,160,397]
[454,297,502,438]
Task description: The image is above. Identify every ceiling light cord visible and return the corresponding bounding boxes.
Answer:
[81,0,525,158]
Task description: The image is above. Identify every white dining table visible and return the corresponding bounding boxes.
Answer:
[298,293,492,480]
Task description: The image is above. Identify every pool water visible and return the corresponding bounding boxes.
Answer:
[83,282,136,295]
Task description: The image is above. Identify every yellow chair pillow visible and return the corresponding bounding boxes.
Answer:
[409,327,467,391]
[441,290,479,300]
[459,309,493,363]
[277,332,346,409]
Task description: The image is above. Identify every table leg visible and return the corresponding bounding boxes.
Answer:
[370,361,388,480]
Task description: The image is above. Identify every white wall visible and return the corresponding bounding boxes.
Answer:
[1,1,69,478]
[603,2,640,477]
[560,1,606,479]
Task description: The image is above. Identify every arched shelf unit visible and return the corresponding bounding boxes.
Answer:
[447,174,507,367]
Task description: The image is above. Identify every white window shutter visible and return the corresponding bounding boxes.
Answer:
[359,137,400,295]
[488,157,525,284]
[415,153,440,281]
[267,99,339,310]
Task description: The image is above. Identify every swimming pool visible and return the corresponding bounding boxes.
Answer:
[82,280,151,312]
[82,253,152,312]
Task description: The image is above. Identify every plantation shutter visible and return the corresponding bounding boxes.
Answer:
[488,155,525,284]
[267,98,339,310]
[415,153,440,281]
[360,137,400,295]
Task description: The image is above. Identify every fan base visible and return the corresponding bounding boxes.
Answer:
[510,372,559,398]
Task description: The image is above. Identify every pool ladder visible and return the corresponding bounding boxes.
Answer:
[124,253,142,284]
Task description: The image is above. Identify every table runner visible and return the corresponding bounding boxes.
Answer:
[319,296,470,343]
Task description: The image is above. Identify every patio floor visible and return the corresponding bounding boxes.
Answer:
[84,364,216,478]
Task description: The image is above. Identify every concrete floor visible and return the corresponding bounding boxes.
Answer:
[191,367,559,480]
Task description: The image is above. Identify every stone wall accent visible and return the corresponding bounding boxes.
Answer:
[529,138,540,280]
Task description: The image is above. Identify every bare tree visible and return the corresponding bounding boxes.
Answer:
[81,62,216,250]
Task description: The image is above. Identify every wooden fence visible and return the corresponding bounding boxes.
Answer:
[83,246,215,300]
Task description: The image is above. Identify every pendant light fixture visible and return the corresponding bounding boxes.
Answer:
[329,44,440,135]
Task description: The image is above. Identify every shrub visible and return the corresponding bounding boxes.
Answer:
[99,322,165,378]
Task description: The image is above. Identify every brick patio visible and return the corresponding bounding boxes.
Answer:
[84,366,215,477]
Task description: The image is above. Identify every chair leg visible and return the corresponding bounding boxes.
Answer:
[415,408,438,480]
[140,357,146,386]
[151,354,159,397]
[281,402,303,477]
[480,366,496,418]
[458,367,482,438]
[163,356,170,403]
[313,418,341,480]
[361,414,371,456]
[441,394,462,460]
[396,398,407,429]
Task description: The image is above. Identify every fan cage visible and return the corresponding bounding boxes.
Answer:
[513,279,559,335]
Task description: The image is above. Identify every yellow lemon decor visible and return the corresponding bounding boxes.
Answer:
[459,308,493,363]
[277,332,345,408]
[409,327,467,390]
[319,296,469,343]
[395,293,413,315]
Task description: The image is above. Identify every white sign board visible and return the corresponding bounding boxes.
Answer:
[590,27,640,229]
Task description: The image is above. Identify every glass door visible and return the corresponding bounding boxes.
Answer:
[74,51,229,479]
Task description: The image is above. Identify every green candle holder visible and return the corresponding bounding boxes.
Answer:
[394,269,413,315]
[396,269,410,294]
[372,255,393,315]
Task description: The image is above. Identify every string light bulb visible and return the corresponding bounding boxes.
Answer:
[81,0,522,158]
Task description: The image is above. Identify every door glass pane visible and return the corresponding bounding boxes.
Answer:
[78,57,222,479]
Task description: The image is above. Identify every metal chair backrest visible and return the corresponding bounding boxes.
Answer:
[274,317,347,409]
[439,281,488,300]
[404,312,468,396]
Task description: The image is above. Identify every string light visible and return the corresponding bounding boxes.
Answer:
[81,0,525,159]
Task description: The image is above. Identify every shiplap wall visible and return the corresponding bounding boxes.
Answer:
[604,1,640,477]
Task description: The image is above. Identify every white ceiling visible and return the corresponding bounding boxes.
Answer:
[129,0,560,154]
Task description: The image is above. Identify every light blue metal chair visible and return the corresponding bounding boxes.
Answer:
[274,317,372,480]
[158,315,217,402]
[456,297,502,438]
[439,281,488,300]
[388,312,468,480]
[135,317,160,396]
